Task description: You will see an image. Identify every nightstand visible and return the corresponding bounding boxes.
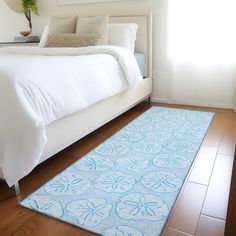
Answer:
[0,41,39,47]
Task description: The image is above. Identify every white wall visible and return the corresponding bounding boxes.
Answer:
[0,0,235,109]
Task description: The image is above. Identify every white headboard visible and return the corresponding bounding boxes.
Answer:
[110,12,153,78]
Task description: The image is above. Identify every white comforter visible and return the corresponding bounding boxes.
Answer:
[0,45,143,186]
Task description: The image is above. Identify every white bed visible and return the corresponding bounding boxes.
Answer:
[0,13,153,194]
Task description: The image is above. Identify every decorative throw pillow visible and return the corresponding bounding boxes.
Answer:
[108,23,139,52]
[39,16,78,47]
[76,13,109,45]
[44,33,101,48]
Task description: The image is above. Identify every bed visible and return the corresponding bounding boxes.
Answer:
[0,13,153,194]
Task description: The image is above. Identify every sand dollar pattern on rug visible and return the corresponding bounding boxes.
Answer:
[95,140,130,155]
[66,198,112,227]
[173,128,205,141]
[116,155,150,172]
[166,140,200,155]
[133,138,163,154]
[152,153,192,168]
[110,130,144,142]
[104,225,144,236]
[75,153,114,171]
[125,121,154,132]
[94,171,136,193]
[22,195,64,218]
[116,193,169,221]
[44,172,91,196]
[145,132,171,143]
[141,172,183,193]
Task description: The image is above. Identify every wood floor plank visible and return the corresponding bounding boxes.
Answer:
[0,207,35,236]
[0,180,23,219]
[164,228,193,236]
[188,146,217,185]
[225,148,236,236]
[70,228,98,236]
[168,182,207,234]
[195,214,225,236]
[202,154,233,219]
[202,112,224,147]
[218,113,236,156]
[13,214,96,236]
[218,133,236,156]
[0,196,19,219]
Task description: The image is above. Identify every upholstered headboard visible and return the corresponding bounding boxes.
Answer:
[110,12,153,78]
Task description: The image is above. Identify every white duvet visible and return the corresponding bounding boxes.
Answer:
[0,45,143,186]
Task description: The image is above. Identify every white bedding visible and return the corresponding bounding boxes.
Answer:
[0,45,143,186]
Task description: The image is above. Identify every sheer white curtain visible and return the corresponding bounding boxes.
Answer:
[167,0,236,110]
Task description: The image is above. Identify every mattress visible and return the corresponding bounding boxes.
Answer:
[134,52,146,78]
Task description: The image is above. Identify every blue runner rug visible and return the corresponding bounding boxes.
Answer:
[21,107,214,236]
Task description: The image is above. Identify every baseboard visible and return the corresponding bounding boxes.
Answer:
[151,97,235,110]
[151,97,170,104]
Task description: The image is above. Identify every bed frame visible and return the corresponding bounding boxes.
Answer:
[1,12,153,195]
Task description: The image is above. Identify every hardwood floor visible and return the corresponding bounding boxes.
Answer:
[225,148,236,236]
[0,102,235,236]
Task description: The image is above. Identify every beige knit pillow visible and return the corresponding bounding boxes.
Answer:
[76,13,109,45]
[44,33,101,48]
[39,16,78,47]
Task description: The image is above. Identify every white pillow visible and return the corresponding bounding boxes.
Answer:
[108,23,139,53]
[76,13,109,45]
[39,16,77,47]
[39,25,49,47]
